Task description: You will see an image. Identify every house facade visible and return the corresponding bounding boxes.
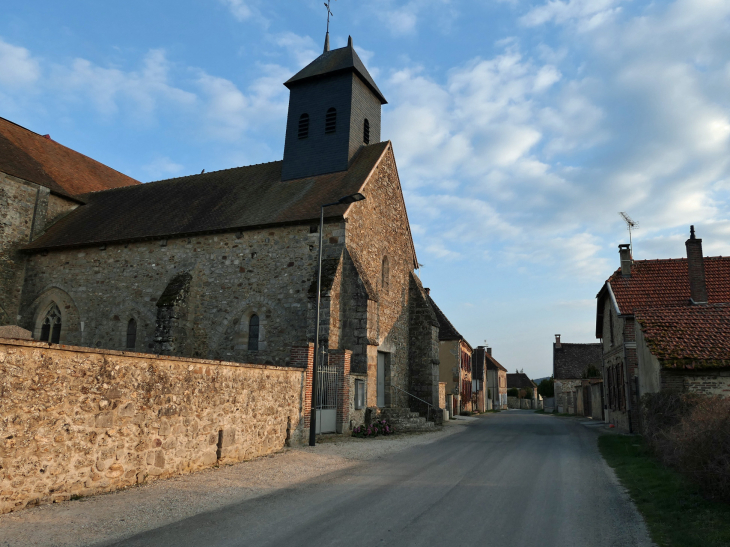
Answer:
[507,372,538,408]
[1,36,442,431]
[552,335,602,415]
[428,293,474,413]
[484,348,508,409]
[595,227,730,432]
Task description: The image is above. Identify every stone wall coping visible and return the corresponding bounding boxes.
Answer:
[0,337,306,372]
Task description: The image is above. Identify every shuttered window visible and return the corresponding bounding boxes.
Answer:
[325,108,336,134]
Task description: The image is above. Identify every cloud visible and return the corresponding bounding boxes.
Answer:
[142,156,185,181]
[364,0,457,36]
[0,38,40,87]
[384,0,730,282]
[269,32,319,67]
[520,0,624,31]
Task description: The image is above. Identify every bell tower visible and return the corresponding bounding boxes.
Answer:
[281,36,387,181]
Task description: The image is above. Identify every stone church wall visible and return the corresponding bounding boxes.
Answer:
[1,173,80,328]
[18,222,345,367]
[344,146,418,405]
[0,338,306,514]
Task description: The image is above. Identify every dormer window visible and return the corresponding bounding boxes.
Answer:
[325,108,337,134]
[298,113,309,139]
[363,119,370,144]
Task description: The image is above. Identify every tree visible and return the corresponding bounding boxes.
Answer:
[507,388,519,398]
[538,377,554,398]
[525,387,534,399]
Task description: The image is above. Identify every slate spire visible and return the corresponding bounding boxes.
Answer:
[324,32,330,53]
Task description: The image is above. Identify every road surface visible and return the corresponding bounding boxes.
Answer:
[102,411,653,547]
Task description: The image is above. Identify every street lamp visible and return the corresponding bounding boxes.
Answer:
[309,192,366,446]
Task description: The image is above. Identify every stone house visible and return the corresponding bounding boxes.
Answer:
[507,372,538,408]
[552,335,602,415]
[1,36,442,430]
[595,227,730,432]
[427,292,473,413]
[485,349,508,409]
[471,346,489,412]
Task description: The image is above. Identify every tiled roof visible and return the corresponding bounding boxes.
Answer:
[427,295,464,341]
[485,353,507,372]
[553,343,602,379]
[0,117,139,196]
[636,304,730,369]
[605,258,730,314]
[285,41,387,104]
[25,142,390,251]
[507,373,537,390]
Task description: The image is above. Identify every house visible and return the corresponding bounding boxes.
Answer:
[552,335,603,417]
[595,226,730,432]
[427,292,474,414]
[0,35,443,432]
[472,346,490,412]
[507,372,538,409]
[484,347,508,409]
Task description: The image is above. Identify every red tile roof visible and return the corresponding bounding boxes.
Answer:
[0,117,139,196]
[606,257,730,314]
[636,304,730,368]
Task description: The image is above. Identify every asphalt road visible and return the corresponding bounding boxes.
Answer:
[102,411,653,547]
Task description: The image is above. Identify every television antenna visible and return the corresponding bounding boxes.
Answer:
[619,212,639,256]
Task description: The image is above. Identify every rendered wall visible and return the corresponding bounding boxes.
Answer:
[0,338,306,514]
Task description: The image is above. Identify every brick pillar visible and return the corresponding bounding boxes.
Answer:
[290,343,314,432]
[329,349,352,433]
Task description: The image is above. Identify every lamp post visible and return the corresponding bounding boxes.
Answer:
[309,192,366,447]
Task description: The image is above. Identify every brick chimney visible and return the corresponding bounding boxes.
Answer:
[487,347,492,355]
[686,225,708,304]
[619,244,632,276]
[424,288,430,295]
[555,334,561,349]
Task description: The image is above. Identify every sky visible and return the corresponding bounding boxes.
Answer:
[2,0,730,379]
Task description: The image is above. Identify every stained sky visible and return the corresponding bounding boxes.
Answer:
[2,0,730,378]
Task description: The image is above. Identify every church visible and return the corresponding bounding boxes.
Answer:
[0,36,442,424]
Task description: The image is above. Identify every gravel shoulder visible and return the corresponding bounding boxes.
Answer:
[0,420,470,547]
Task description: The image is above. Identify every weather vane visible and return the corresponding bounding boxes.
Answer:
[324,0,336,34]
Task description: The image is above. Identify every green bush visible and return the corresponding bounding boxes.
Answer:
[507,388,519,397]
[538,377,554,398]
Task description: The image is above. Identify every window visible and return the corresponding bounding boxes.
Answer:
[381,256,390,294]
[298,113,309,139]
[325,108,337,134]
[126,318,137,350]
[363,119,370,144]
[40,304,62,344]
[354,379,365,410]
[609,312,614,347]
[248,314,260,351]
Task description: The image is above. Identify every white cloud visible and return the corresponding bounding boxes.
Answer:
[0,38,40,87]
[269,32,319,68]
[364,0,456,36]
[142,156,185,181]
[520,0,624,31]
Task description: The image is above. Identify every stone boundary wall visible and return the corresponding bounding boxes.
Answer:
[0,338,307,514]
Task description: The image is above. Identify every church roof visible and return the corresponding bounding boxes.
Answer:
[0,117,140,197]
[284,40,387,105]
[24,141,390,251]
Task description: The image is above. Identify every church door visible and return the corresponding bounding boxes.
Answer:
[377,352,386,407]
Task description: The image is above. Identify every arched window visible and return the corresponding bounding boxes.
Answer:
[325,108,337,134]
[381,257,390,295]
[40,304,62,344]
[363,119,370,144]
[298,113,309,139]
[248,314,260,351]
[126,318,137,350]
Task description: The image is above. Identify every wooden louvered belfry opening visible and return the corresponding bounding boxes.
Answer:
[363,118,370,144]
[325,108,337,134]
[298,113,309,139]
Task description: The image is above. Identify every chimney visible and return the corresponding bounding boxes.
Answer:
[686,225,708,304]
[619,244,632,276]
[424,288,430,295]
[487,347,492,355]
[555,334,561,349]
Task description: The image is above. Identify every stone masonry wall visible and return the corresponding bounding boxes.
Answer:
[343,145,420,406]
[0,338,306,514]
[661,369,730,396]
[19,223,344,367]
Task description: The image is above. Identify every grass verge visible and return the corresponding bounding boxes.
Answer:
[598,435,730,547]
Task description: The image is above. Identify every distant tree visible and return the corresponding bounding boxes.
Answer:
[538,377,555,398]
[507,388,519,398]
[525,387,534,399]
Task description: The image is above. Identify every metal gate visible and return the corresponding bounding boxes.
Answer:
[316,358,338,434]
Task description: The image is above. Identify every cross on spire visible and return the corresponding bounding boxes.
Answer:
[323,0,336,52]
